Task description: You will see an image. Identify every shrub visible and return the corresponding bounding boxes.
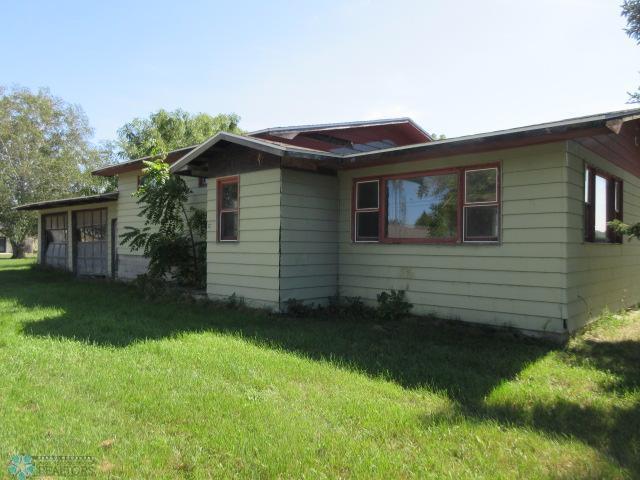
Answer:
[376,290,413,322]
[284,298,315,318]
[222,293,246,310]
[326,295,375,321]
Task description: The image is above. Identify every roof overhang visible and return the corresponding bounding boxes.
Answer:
[171,108,640,176]
[337,108,640,168]
[15,192,119,211]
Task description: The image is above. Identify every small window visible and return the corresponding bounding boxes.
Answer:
[217,177,239,241]
[584,165,622,243]
[0,237,6,253]
[354,180,379,241]
[463,168,499,242]
[198,177,208,188]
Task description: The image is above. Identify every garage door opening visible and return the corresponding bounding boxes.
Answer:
[43,213,68,269]
[74,209,107,276]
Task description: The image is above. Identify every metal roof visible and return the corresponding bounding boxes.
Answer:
[15,192,119,211]
[248,117,432,139]
[342,107,640,160]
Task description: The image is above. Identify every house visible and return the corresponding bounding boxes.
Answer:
[16,108,640,339]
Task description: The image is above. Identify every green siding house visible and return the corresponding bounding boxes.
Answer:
[18,108,640,339]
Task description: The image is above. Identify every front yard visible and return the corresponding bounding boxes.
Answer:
[0,259,638,478]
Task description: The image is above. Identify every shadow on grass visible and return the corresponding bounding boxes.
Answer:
[3,264,639,475]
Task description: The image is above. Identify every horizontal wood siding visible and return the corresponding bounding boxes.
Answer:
[337,143,570,334]
[566,141,640,331]
[206,169,281,309]
[280,169,339,305]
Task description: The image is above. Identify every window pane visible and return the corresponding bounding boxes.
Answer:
[464,206,498,240]
[386,173,458,239]
[220,211,238,240]
[595,175,608,241]
[221,182,238,209]
[356,181,378,209]
[465,169,497,203]
[356,211,379,241]
[614,181,620,213]
[584,168,591,203]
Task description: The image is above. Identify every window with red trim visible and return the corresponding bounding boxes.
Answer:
[463,167,499,242]
[217,177,239,241]
[351,164,500,244]
[354,180,380,241]
[584,165,622,243]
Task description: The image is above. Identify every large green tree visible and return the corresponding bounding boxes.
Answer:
[623,0,640,102]
[113,109,242,160]
[0,86,111,257]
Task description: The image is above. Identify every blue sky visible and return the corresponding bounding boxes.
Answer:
[2,0,638,144]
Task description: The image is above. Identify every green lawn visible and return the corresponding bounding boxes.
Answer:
[0,259,638,479]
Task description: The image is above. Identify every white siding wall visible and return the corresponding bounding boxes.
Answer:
[206,169,281,308]
[279,169,339,305]
[337,143,570,334]
[566,141,640,331]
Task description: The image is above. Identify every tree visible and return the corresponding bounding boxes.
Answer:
[0,86,112,257]
[119,160,207,288]
[115,108,242,287]
[114,109,242,160]
[622,0,640,102]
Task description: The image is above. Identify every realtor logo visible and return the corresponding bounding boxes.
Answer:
[7,455,35,480]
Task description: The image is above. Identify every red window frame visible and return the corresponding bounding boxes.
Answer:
[351,162,500,244]
[463,167,500,242]
[584,164,622,243]
[217,176,239,242]
[353,179,381,242]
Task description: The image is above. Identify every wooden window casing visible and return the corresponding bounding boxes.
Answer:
[351,163,500,245]
[584,164,623,244]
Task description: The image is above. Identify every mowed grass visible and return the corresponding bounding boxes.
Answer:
[0,259,638,479]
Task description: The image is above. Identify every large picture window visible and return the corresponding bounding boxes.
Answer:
[352,164,500,244]
[217,177,239,241]
[385,173,458,241]
[584,165,622,243]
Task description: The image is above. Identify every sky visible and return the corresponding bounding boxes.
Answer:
[2,0,638,144]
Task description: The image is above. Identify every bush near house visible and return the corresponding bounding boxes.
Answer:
[0,259,638,479]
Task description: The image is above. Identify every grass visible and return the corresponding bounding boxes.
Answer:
[0,259,638,479]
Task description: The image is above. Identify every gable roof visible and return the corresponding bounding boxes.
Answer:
[92,146,197,177]
[169,131,340,174]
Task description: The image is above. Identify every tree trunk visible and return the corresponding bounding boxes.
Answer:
[10,239,26,259]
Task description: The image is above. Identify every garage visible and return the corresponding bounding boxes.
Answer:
[74,208,108,276]
[43,213,68,269]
